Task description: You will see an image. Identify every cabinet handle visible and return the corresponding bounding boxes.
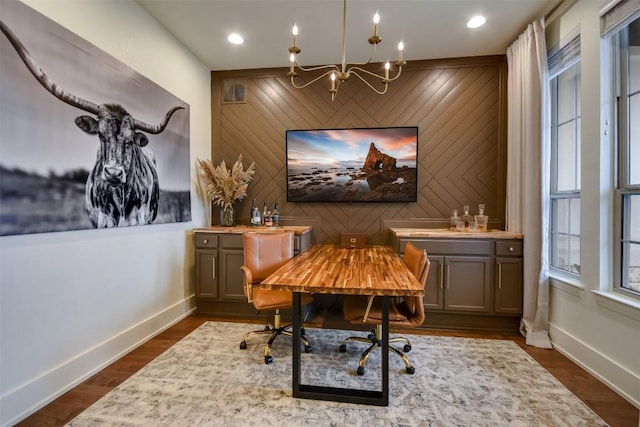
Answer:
[508,246,514,252]
[446,264,450,289]
[203,239,208,244]
[211,259,216,280]
[439,264,444,289]
[498,264,502,289]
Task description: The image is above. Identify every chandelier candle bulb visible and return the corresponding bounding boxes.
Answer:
[373,12,379,37]
[398,41,404,62]
[292,25,298,47]
[384,61,390,79]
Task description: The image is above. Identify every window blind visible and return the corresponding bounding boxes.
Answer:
[548,35,581,78]
[600,0,640,37]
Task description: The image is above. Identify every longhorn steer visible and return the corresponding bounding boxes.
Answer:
[1,20,184,228]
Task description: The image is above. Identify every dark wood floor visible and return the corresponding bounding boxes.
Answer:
[16,314,639,427]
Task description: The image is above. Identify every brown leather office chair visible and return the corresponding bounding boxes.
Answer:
[339,242,430,375]
[239,231,314,364]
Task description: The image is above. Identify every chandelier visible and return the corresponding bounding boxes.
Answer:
[287,0,406,101]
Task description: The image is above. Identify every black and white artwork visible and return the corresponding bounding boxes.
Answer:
[0,2,191,236]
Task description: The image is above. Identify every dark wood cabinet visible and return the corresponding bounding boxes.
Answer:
[423,255,444,310]
[194,234,218,300]
[193,226,312,316]
[422,254,492,312]
[195,249,218,299]
[218,248,245,300]
[494,240,524,315]
[444,256,492,312]
[390,229,524,332]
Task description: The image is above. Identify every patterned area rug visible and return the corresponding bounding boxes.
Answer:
[68,321,607,426]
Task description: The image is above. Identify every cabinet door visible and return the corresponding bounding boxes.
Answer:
[495,257,523,314]
[444,256,491,312]
[195,249,218,299]
[219,248,246,300]
[424,256,444,310]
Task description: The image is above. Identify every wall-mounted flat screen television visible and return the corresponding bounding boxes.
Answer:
[286,127,418,202]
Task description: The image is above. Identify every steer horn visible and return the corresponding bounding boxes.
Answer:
[0,19,100,115]
[1,19,184,133]
[134,106,185,134]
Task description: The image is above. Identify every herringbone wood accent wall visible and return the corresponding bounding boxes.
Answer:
[211,56,507,245]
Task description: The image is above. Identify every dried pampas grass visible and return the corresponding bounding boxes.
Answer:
[197,155,255,210]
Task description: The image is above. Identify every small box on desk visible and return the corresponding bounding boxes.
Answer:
[340,233,366,248]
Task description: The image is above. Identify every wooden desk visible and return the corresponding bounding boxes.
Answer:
[261,245,423,406]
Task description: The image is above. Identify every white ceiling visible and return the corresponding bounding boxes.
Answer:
[136,0,558,71]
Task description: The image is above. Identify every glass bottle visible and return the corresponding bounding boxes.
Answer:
[272,202,280,227]
[262,202,268,226]
[474,204,488,231]
[264,204,273,227]
[450,209,460,231]
[250,198,260,226]
[461,205,473,230]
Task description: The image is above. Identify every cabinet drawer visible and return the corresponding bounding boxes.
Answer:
[495,240,523,257]
[402,239,491,256]
[195,234,218,249]
[221,234,244,249]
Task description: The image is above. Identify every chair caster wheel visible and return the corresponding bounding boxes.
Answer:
[264,355,273,364]
[357,366,365,376]
[406,366,415,374]
[239,341,247,350]
[338,344,347,353]
[403,344,412,353]
[304,345,312,353]
[367,333,375,339]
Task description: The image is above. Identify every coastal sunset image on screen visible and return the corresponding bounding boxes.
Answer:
[286,127,418,202]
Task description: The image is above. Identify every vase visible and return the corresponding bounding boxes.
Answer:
[219,204,235,227]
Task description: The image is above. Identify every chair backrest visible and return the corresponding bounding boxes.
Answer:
[242,231,294,284]
[403,242,428,281]
[400,242,430,326]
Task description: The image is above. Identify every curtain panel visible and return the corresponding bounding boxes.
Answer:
[506,19,553,349]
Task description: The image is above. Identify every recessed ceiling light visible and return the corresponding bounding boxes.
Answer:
[227,33,244,45]
[467,16,486,29]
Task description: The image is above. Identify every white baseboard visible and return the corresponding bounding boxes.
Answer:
[549,323,640,410]
[1,296,196,427]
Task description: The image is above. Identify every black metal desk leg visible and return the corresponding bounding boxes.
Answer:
[292,292,302,397]
[291,292,389,406]
[381,295,389,406]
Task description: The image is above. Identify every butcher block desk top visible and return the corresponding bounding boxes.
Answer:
[261,245,423,297]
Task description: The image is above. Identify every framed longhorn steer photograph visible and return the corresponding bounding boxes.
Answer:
[0,1,191,236]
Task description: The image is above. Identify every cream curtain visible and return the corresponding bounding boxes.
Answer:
[506,19,553,349]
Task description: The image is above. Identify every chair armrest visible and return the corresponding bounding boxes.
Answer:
[239,265,253,303]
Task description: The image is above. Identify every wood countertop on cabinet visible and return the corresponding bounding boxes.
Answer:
[390,228,523,239]
[194,225,311,235]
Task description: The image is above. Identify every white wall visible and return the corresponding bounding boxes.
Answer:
[0,1,211,425]
[545,0,640,409]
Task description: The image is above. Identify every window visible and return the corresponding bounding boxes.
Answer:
[613,16,640,294]
[549,36,581,277]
